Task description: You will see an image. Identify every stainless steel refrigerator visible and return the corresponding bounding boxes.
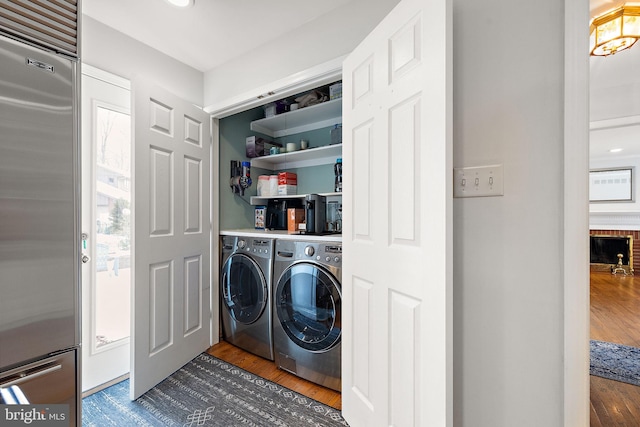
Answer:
[0,33,80,425]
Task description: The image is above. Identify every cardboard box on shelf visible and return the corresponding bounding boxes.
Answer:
[278,172,297,185]
[288,208,305,233]
[246,136,278,158]
[263,103,276,118]
[329,82,342,100]
[255,206,266,229]
[277,184,297,195]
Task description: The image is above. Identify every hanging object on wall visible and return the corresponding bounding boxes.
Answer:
[230,160,252,195]
[590,5,640,56]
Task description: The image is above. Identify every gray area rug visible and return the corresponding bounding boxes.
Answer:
[83,353,348,426]
[590,340,640,386]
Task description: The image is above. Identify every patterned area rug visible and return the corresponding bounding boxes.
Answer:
[590,340,640,386]
[83,353,348,426]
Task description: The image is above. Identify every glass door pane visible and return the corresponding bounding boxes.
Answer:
[94,105,131,350]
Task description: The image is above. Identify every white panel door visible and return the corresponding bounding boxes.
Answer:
[342,0,452,425]
[131,82,211,399]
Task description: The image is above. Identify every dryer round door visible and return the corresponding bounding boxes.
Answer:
[275,262,341,352]
[220,253,268,324]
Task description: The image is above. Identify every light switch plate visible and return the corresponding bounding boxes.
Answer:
[453,164,504,198]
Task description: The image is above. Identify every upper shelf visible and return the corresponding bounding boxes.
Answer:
[250,144,342,171]
[250,98,342,138]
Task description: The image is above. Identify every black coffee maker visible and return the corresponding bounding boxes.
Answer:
[266,198,302,230]
[305,194,326,234]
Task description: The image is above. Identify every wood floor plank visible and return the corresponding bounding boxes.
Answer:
[207,340,342,411]
[590,272,640,426]
[590,399,604,427]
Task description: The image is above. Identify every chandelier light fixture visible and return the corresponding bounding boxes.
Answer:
[590,4,640,56]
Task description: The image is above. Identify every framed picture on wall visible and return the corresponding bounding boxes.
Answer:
[589,167,634,202]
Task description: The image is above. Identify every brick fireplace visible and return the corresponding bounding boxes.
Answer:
[590,229,640,272]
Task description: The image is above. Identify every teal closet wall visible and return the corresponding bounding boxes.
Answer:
[218,108,264,230]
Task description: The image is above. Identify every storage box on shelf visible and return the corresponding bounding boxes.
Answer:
[277,172,297,195]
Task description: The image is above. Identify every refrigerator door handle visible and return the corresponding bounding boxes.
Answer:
[0,363,62,388]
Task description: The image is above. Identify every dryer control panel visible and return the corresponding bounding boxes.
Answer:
[298,242,342,267]
[235,238,273,258]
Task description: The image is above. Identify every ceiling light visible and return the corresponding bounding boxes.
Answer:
[165,0,194,7]
[609,148,624,153]
[590,5,640,56]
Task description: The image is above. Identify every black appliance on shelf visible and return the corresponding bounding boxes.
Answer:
[305,194,327,234]
[266,198,303,230]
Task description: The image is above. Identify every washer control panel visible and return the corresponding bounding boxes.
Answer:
[299,242,342,267]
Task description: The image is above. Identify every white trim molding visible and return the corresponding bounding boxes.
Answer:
[81,63,131,90]
[590,211,640,230]
[564,0,590,424]
[590,114,640,130]
[204,56,345,119]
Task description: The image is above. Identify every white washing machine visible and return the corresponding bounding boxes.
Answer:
[272,239,342,391]
[220,235,275,360]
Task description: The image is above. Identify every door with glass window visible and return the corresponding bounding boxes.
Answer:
[220,253,268,325]
[81,66,132,393]
[275,262,342,352]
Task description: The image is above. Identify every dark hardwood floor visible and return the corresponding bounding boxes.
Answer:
[590,271,640,426]
[208,340,342,410]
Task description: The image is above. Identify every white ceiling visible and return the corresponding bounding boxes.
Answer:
[588,1,640,160]
[84,0,640,159]
[591,123,640,159]
[590,0,619,14]
[589,0,640,15]
[82,0,353,72]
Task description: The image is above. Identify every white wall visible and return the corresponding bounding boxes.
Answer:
[589,48,640,229]
[590,47,640,122]
[202,0,400,108]
[81,16,204,106]
[452,0,567,425]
